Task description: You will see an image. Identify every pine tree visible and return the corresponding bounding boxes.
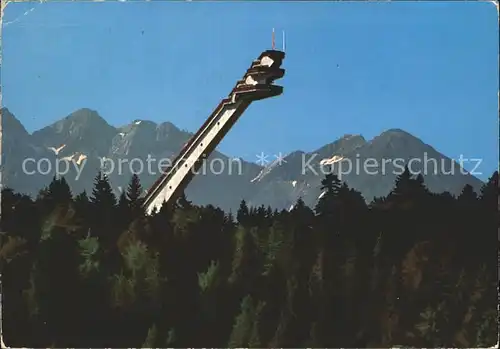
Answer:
[75,190,89,208]
[126,174,144,217]
[126,174,142,202]
[320,171,341,195]
[90,172,116,209]
[262,221,285,276]
[458,184,478,203]
[74,190,90,231]
[89,171,117,246]
[392,165,413,197]
[237,200,250,226]
[1,188,40,245]
[314,172,343,261]
[479,171,498,210]
[117,190,131,231]
[50,176,72,204]
[390,166,429,204]
[293,197,307,210]
[315,171,341,216]
[141,323,158,348]
[289,197,315,265]
[118,191,129,211]
[197,260,225,346]
[226,211,235,225]
[255,205,267,227]
[227,295,258,348]
[165,328,176,347]
[39,176,73,215]
[265,206,273,219]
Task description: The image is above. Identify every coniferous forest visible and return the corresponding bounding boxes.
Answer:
[0,167,498,348]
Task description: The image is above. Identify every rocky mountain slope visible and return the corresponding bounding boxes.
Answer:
[1,107,485,212]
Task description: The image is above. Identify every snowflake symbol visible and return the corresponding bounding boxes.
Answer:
[256,152,270,166]
[274,152,287,165]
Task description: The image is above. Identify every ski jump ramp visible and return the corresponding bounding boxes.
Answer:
[142,50,286,215]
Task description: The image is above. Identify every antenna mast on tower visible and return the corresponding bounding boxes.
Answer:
[272,28,275,50]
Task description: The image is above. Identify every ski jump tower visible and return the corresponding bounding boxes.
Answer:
[142,49,286,215]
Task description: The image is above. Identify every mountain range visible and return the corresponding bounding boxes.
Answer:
[1,107,485,212]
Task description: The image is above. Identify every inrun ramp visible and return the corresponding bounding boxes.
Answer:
[142,50,285,215]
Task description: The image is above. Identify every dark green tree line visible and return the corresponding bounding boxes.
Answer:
[0,167,497,347]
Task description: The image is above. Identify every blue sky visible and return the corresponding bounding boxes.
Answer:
[2,1,498,178]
